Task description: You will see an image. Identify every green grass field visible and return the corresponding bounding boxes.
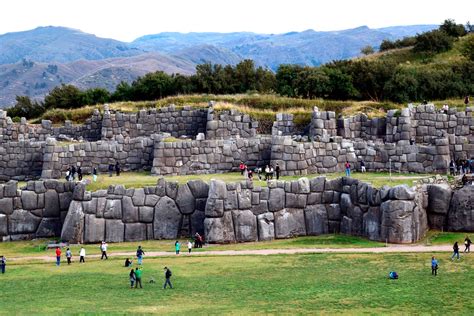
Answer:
[2,251,473,314]
[58,171,432,192]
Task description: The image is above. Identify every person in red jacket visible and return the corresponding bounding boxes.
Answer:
[55,247,62,266]
[239,162,245,175]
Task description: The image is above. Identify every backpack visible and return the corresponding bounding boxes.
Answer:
[389,271,398,279]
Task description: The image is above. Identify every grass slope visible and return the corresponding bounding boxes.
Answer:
[1,252,473,314]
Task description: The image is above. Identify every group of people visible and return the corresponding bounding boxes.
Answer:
[449,158,474,176]
[108,162,121,177]
[126,246,173,289]
[65,166,99,182]
[431,237,472,277]
[240,162,281,181]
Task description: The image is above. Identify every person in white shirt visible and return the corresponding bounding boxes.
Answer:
[188,241,193,254]
[79,247,86,263]
[100,241,108,260]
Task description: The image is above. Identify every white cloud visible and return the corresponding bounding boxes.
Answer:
[0,0,472,41]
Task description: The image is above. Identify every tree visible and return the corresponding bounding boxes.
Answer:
[6,96,46,119]
[413,29,453,54]
[44,84,83,109]
[460,34,474,61]
[275,64,303,97]
[440,19,467,37]
[111,81,133,101]
[81,88,110,105]
[131,71,174,100]
[361,45,375,55]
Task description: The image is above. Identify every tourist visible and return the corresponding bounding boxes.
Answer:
[65,167,71,181]
[360,160,366,173]
[115,162,121,176]
[187,240,193,254]
[464,236,472,253]
[275,163,280,180]
[163,267,173,289]
[239,161,245,175]
[464,95,470,106]
[71,165,77,181]
[247,168,253,181]
[0,255,6,274]
[431,256,439,276]
[449,160,456,176]
[100,241,108,260]
[441,104,449,114]
[269,165,274,180]
[345,161,351,177]
[66,248,72,265]
[451,242,460,261]
[243,165,248,179]
[255,167,262,180]
[55,247,61,266]
[129,268,136,288]
[79,247,86,263]
[93,167,98,182]
[77,166,83,181]
[175,241,181,255]
[135,267,143,289]
[194,233,202,248]
[136,246,145,265]
[264,165,270,181]
[125,258,133,267]
[108,164,114,177]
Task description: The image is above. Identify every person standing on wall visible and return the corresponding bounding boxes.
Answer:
[55,247,61,266]
[93,167,98,182]
[100,241,108,260]
[0,255,6,274]
[275,163,281,180]
[77,166,83,181]
[66,248,72,265]
[464,236,472,253]
[79,247,86,263]
[115,162,121,176]
[163,267,173,289]
[345,161,351,177]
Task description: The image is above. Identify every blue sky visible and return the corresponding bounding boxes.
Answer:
[1,0,472,41]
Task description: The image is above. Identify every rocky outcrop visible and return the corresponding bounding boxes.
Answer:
[448,186,474,231]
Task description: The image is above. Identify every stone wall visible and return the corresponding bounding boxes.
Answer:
[41,137,155,179]
[0,180,74,241]
[101,106,207,140]
[151,136,272,176]
[206,106,258,139]
[0,141,44,181]
[60,179,209,243]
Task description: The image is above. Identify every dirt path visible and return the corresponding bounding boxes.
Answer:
[8,244,454,263]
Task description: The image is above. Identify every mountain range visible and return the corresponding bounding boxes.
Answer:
[0,25,437,107]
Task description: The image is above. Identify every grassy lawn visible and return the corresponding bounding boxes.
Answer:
[1,252,473,314]
[72,171,432,191]
[422,230,473,246]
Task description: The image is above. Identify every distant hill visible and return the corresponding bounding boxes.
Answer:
[0,24,438,107]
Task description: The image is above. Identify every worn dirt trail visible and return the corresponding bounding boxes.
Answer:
[8,244,454,263]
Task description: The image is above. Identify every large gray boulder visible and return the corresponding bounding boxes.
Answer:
[205,198,225,218]
[224,190,238,211]
[257,212,275,241]
[380,200,415,243]
[122,196,139,223]
[448,186,474,231]
[232,210,257,242]
[305,204,328,235]
[389,185,416,200]
[61,201,85,243]
[125,223,147,241]
[363,207,381,241]
[176,184,195,215]
[238,190,252,209]
[36,218,62,237]
[139,206,154,223]
[274,208,306,238]
[204,211,235,243]
[191,209,206,235]
[268,188,285,212]
[0,214,7,236]
[72,182,86,201]
[428,184,452,215]
[103,199,122,219]
[21,191,38,210]
[106,219,124,242]
[310,177,325,192]
[187,180,209,198]
[0,198,14,215]
[153,196,181,239]
[84,215,105,243]
[8,209,41,234]
[132,188,145,206]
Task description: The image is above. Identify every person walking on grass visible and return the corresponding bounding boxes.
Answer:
[175,241,181,255]
[108,164,114,177]
[115,162,121,176]
[135,267,143,289]
[66,248,72,265]
[79,247,86,263]
[55,247,61,266]
[136,246,145,265]
[431,256,439,276]
[275,163,281,180]
[93,167,98,182]
[163,267,173,289]
[345,161,351,177]
[77,166,83,181]
[464,236,472,253]
[100,241,108,260]
[188,240,193,254]
[129,268,136,288]
[451,242,460,261]
[0,255,6,274]
[360,160,366,173]
[239,161,245,175]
